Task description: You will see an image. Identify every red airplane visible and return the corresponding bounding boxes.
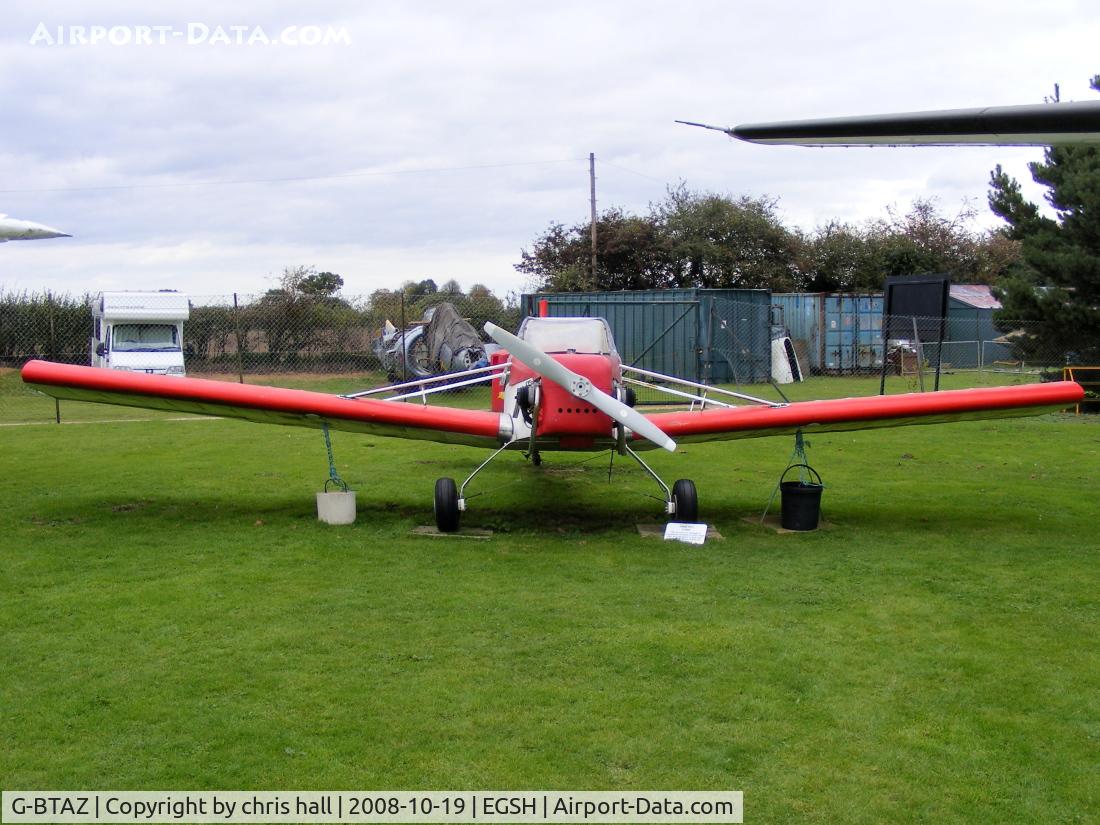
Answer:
[22,100,1095,530]
[20,316,1083,531]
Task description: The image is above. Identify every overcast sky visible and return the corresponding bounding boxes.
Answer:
[1,0,1098,300]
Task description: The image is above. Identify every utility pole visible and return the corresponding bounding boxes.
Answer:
[589,152,598,291]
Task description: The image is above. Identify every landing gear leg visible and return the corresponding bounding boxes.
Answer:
[434,442,515,532]
[622,444,700,523]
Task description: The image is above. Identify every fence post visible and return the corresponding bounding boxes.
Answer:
[977,311,985,372]
[695,301,703,385]
[400,291,407,384]
[233,293,245,384]
[47,290,60,423]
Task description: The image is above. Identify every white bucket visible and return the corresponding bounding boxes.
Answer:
[316,490,356,525]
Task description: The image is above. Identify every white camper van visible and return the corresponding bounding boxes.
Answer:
[90,291,190,376]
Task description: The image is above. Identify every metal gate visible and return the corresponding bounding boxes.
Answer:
[704,295,772,385]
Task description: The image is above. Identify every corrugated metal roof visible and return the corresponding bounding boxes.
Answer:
[950,284,1001,310]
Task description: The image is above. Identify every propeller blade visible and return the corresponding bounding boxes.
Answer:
[484,322,677,453]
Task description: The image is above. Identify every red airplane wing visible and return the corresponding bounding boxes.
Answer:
[21,360,503,448]
[20,361,1084,451]
[644,382,1084,444]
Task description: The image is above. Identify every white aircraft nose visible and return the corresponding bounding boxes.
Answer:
[12,222,70,240]
[30,223,70,239]
[0,215,70,241]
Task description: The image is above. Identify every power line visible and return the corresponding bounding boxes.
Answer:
[0,157,585,194]
[601,160,668,185]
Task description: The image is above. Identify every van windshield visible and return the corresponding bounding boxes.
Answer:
[113,323,180,352]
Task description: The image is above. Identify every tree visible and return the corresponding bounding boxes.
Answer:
[402,279,438,299]
[298,270,344,297]
[988,75,1100,361]
[796,221,874,292]
[252,265,357,364]
[515,208,671,292]
[187,304,235,362]
[516,188,800,292]
[796,200,1020,293]
[269,265,342,298]
[864,198,1016,285]
[516,186,1018,296]
[468,283,493,299]
[656,184,799,290]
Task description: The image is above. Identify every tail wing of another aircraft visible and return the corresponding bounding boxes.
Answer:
[679,100,1100,146]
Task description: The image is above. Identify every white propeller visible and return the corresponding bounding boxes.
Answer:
[484,322,676,453]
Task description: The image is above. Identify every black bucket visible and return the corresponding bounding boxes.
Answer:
[779,464,823,531]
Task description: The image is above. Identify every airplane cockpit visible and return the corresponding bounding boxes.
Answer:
[516,316,616,355]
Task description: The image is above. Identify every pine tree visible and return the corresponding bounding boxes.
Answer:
[987,75,1100,362]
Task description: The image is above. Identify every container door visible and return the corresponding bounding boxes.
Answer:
[857,296,883,370]
[824,296,854,372]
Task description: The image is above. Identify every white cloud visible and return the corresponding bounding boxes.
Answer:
[0,237,524,299]
[1,0,1098,298]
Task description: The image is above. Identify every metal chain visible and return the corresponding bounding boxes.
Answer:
[321,423,349,492]
[760,428,813,522]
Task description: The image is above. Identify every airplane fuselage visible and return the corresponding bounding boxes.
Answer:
[504,352,622,450]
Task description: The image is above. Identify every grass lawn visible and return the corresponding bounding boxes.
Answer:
[1,375,1098,823]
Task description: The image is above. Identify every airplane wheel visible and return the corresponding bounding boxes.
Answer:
[671,479,698,522]
[434,477,460,532]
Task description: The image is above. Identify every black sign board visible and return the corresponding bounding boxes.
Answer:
[880,275,951,393]
[882,274,950,341]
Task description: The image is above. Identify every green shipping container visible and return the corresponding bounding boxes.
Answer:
[521,289,773,384]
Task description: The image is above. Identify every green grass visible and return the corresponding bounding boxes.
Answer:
[2,377,1098,823]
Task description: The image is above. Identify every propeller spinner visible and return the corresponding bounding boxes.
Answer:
[484,322,677,453]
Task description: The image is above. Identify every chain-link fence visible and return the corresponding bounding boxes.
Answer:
[181,292,522,379]
[0,289,1092,424]
[778,312,1079,379]
[0,290,520,423]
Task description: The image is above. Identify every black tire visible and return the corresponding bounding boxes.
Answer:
[616,386,637,407]
[400,330,433,379]
[671,479,698,522]
[434,477,460,532]
[516,384,534,423]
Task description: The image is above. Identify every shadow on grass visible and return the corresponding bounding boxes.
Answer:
[805,498,1048,534]
[23,462,1058,540]
[29,488,687,539]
